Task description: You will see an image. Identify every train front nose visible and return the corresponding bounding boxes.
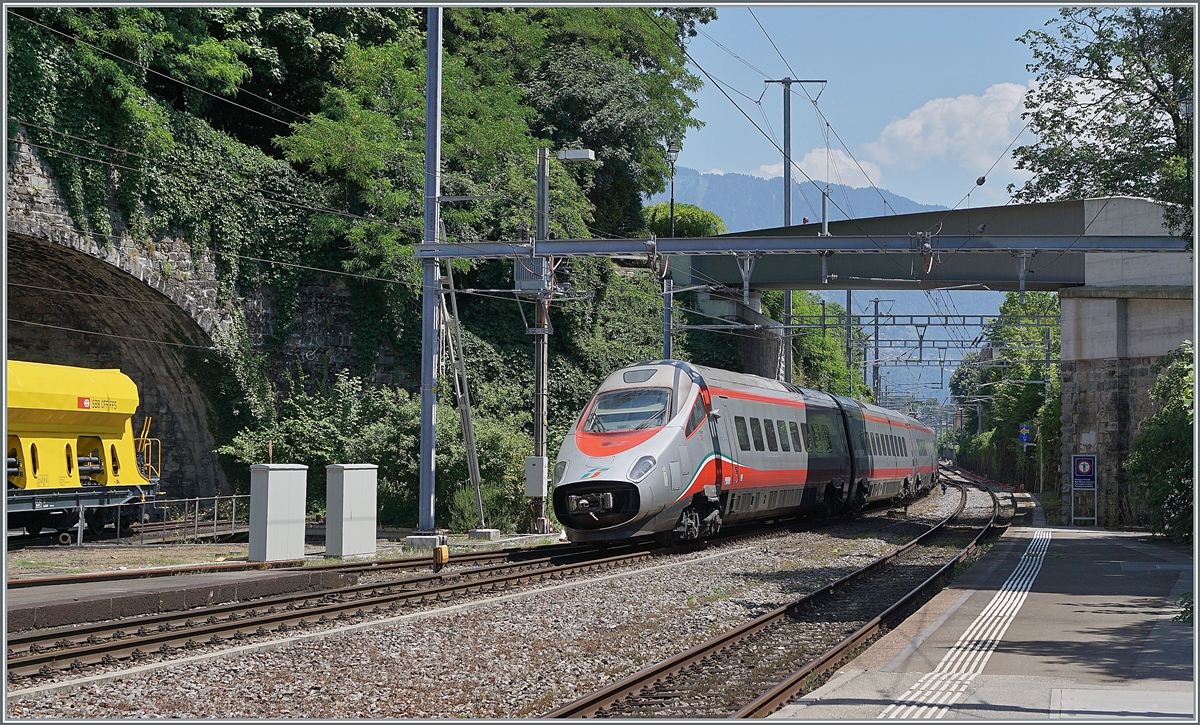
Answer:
[553,481,641,530]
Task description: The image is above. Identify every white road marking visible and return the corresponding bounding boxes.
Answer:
[878,529,1052,719]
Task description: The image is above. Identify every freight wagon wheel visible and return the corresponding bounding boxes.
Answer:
[85,510,105,537]
[56,532,73,545]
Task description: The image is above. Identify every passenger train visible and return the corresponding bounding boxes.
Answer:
[552,360,938,543]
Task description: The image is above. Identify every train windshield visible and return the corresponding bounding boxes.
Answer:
[583,388,672,433]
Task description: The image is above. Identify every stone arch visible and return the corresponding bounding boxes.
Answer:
[7,134,236,497]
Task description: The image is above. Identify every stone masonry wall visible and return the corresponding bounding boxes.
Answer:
[1059,355,1162,526]
[7,130,406,497]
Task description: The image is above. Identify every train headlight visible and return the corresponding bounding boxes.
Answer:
[628,455,657,482]
[553,460,568,484]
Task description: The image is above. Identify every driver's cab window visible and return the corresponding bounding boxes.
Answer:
[685,396,707,437]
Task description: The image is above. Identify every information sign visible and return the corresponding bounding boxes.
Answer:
[1019,424,1032,444]
[1072,455,1096,490]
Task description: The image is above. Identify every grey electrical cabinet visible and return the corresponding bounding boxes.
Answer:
[326,464,378,557]
[249,464,308,562]
[525,456,548,498]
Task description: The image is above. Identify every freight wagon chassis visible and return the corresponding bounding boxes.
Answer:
[6,486,157,540]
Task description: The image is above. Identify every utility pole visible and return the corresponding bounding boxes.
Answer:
[416,6,442,539]
[662,278,673,359]
[845,289,853,394]
[532,147,551,535]
[765,77,823,384]
[873,299,880,399]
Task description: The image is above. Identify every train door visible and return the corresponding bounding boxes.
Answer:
[830,396,867,506]
[905,429,919,487]
[715,395,740,489]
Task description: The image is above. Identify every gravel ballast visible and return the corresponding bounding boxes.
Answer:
[8,494,966,719]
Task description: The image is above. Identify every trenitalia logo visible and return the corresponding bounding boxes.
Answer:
[78,397,118,411]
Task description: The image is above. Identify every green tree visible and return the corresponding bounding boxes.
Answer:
[949,292,1060,488]
[644,202,727,237]
[1125,342,1194,542]
[1011,7,1194,242]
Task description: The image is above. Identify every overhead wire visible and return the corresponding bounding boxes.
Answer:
[9,11,301,129]
[9,208,422,288]
[9,125,419,233]
[638,9,908,272]
[9,319,218,350]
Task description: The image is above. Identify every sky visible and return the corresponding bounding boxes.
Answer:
[669,5,1067,405]
[675,5,1064,209]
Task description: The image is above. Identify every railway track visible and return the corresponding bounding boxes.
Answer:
[6,512,841,683]
[545,471,1004,719]
[5,541,662,682]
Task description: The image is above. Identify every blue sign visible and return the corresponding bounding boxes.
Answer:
[1072,455,1096,490]
[1019,424,1032,444]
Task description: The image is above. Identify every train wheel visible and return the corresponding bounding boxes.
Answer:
[56,531,73,545]
[823,485,840,517]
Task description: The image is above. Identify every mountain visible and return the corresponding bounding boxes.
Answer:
[647,167,946,233]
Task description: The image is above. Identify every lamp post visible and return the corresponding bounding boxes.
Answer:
[667,140,680,238]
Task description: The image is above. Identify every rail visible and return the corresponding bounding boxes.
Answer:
[544,477,999,718]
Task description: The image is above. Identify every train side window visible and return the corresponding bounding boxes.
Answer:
[870,432,878,455]
[790,422,803,452]
[734,417,751,451]
[111,445,121,475]
[801,422,811,451]
[65,444,74,475]
[902,438,908,456]
[30,444,39,476]
[762,419,778,451]
[776,420,790,451]
[894,435,900,456]
[749,418,765,451]
[890,435,897,456]
[685,397,707,437]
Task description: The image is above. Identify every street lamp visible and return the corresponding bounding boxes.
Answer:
[667,140,680,238]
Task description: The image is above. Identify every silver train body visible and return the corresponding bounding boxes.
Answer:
[552,361,938,543]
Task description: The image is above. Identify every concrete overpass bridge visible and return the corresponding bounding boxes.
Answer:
[419,196,1193,527]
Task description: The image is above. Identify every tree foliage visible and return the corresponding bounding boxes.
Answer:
[1011,7,1194,242]
[949,292,1060,489]
[644,202,728,238]
[1125,342,1194,542]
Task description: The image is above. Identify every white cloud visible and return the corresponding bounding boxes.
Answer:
[705,168,725,176]
[864,82,1029,173]
[748,162,784,179]
[795,148,883,188]
[742,150,882,188]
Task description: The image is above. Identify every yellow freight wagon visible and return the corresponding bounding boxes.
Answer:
[7,360,161,538]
